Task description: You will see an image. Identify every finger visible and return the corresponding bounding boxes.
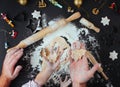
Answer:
[59,76,62,82]
[7,47,19,53]
[6,48,23,65]
[56,47,63,57]
[56,46,60,54]
[88,63,99,78]
[64,76,68,82]
[50,45,54,54]
[42,54,49,64]
[6,48,20,58]
[68,78,72,82]
[59,50,64,57]
[56,53,60,62]
[82,55,88,66]
[67,49,73,63]
[56,49,63,62]
[71,42,76,50]
[75,40,81,49]
[12,65,22,80]
[40,48,46,57]
[80,56,89,71]
[54,57,60,69]
[66,78,72,85]
[10,49,23,67]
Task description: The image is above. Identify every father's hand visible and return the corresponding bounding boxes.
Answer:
[0,48,23,87]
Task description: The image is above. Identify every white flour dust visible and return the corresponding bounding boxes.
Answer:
[30,22,80,71]
[24,19,100,85]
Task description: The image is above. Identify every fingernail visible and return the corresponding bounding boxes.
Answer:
[99,63,101,67]
[17,65,23,70]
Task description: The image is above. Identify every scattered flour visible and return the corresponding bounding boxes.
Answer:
[23,19,100,85]
[30,21,99,84]
[30,22,80,71]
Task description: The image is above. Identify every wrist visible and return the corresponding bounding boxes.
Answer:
[45,66,55,72]
[79,83,86,87]
[0,75,11,87]
[35,69,53,86]
[72,81,79,87]
[0,74,11,83]
[72,81,86,87]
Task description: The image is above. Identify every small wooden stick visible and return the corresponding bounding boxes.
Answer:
[85,51,108,80]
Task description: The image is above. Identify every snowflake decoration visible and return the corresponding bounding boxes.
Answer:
[109,50,118,61]
[31,10,41,19]
[101,16,110,26]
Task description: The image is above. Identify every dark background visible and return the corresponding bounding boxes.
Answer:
[0,0,120,87]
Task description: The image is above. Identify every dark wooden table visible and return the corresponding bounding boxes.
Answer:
[0,0,120,87]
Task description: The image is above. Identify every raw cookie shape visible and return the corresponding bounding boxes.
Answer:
[41,36,70,70]
[101,16,110,26]
[71,49,86,61]
[109,50,118,61]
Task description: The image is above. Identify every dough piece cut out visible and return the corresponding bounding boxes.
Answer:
[41,36,70,70]
[71,49,86,61]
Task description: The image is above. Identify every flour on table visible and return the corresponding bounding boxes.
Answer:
[23,18,100,85]
[30,22,79,71]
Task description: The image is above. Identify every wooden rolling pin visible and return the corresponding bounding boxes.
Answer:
[86,51,108,80]
[7,12,81,51]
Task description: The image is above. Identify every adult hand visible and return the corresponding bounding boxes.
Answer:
[69,41,99,87]
[0,48,23,87]
[70,56,99,85]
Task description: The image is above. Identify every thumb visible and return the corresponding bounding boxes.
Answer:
[12,65,22,80]
[59,76,62,83]
[88,63,99,78]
